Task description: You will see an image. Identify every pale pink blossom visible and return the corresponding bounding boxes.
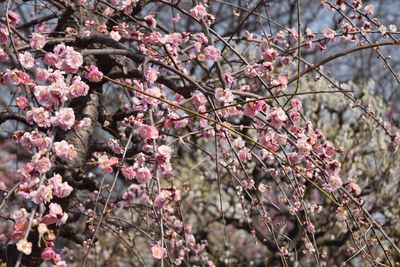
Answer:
[215,88,234,103]
[41,247,57,261]
[0,27,9,45]
[144,15,157,29]
[138,124,159,139]
[121,166,136,180]
[151,244,166,259]
[69,77,89,98]
[26,107,51,128]
[291,98,302,111]
[271,75,288,91]
[19,51,35,69]
[190,4,207,19]
[144,67,158,84]
[268,107,288,129]
[0,47,9,62]
[51,108,75,130]
[53,141,77,160]
[36,68,50,81]
[7,10,20,26]
[156,145,172,164]
[30,33,46,50]
[322,28,336,41]
[364,4,374,14]
[110,30,121,41]
[243,99,264,117]
[85,65,103,82]
[136,167,152,183]
[49,174,73,198]
[16,97,28,109]
[42,203,67,226]
[98,155,119,173]
[204,45,220,61]
[16,239,32,255]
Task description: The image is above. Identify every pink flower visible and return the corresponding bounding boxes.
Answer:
[7,11,20,26]
[121,166,136,180]
[16,97,28,109]
[19,51,35,69]
[110,31,121,41]
[262,48,277,62]
[144,67,158,84]
[204,45,220,61]
[224,72,234,84]
[44,53,59,66]
[53,141,77,160]
[48,174,73,198]
[98,155,119,173]
[151,244,166,260]
[42,203,67,226]
[26,107,51,128]
[154,191,169,208]
[16,239,32,255]
[364,4,374,14]
[59,47,83,73]
[34,156,52,173]
[156,145,172,164]
[69,77,89,98]
[215,88,234,103]
[136,167,151,183]
[329,175,342,191]
[0,47,9,62]
[56,261,67,267]
[0,27,9,45]
[30,33,46,50]
[144,15,157,29]
[268,107,288,129]
[41,247,57,261]
[291,98,302,111]
[51,108,75,130]
[138,124,159,140]
[322,28,336,41]
[271,76,288,91]
[307,223,315,234]
[243,99,264,117]
[85,65,103,82]
[36,68,50,81]
[190,4,208,19]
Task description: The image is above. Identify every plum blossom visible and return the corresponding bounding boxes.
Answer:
[51,108,75,130]
[144,67,158,84]
[322,28,336,41]
[69,77,89,98]
[156,145,172,164]
[268,107,288,129]
[53,141,77,160]
[98,155,119,173]
[121,166,136,180]
[48,174,73,198]
[144,15,157,28]
[151,244,166,259]
[204,45,220,61]
[110,30,121,41]
[26,107,51,128]
[215,88,234,103]
[291,98,302,111]
[271,75,288,91]
[16,239,32,255]
[16,97,28,109]
[243,99,264,117]
[0,27,9,45]
[30,33,46,50]
[7,11,20,26]
[19,51,35,69]
[85,65,103,82]
[138,124,159,140]
[136,167,152,183]
[190,4,208,19]
[42,203,68,226]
